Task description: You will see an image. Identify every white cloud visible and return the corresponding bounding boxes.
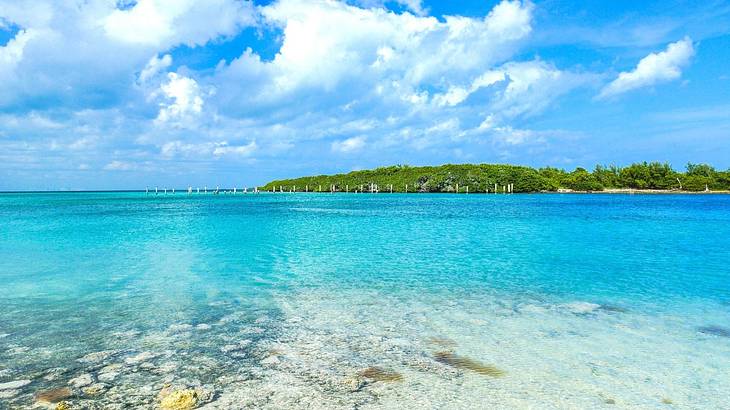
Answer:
[160,140,257,158]
[156,73,204,124]
[212,141,258,157]
[598,37,695,99]
[331,136,367,153]
[104,160,136,171]
[355,0,427,16]
[138,54,172,84]
[103,0,255,48]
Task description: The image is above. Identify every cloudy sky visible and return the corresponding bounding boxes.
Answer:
[1,0,729,190]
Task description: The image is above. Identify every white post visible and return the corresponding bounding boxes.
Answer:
[390,184,393,193]
[466,186,469,194]
[494,183,498,194]
[319,185,322,192]
[346,185,349,193]
[405,184,408,193]
[456,183,459,193]
[155,187,158,194]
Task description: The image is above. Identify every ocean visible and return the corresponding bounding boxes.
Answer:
[1,192,729,409]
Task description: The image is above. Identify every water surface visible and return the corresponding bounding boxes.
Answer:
[1,193,729,408]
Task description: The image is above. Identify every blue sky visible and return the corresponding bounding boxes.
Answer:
[0,0,728,190]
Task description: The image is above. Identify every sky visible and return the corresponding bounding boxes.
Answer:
[0,0,729,190]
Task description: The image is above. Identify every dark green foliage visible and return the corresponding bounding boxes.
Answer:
[262,162,730,193]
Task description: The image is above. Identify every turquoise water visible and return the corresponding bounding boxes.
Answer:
[1,192,729,409]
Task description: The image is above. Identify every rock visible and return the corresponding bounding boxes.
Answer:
[68,373,94,388]
[0,379,31,390]
[34,387,72,404]
[125,351,157,365]
[168,324,193,333]
[0,389,20,399]
[342,376,366,392]
[78,350,116,363]
[97,371,119,382]
[100,363,123,373]
[261,355,280,366]
[159,388,199,410]
[697,325,730,338]
[564,301,601,314]
[82,383,107,396]
[43,368,68,381]
[56,401,72,410]
[221,340,251,356]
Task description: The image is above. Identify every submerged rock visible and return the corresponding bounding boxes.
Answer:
[34,387,72,404]
[159,388,199,410]
[68,373,94,388]
[564,302,601,314]
[698,325,730,338]
[125,351,157,365]
[342,376,367,392]
[82,383,107,396]
[168,324,193,333]
[357,367,403,382]
[55,401,72,410]
[0,389,20,399]
[261,356,280,366]
[43,368,68,382]
[433,351,505,377]
[0,379,31,390]
[78,350,116,364]
[97,371,120,382]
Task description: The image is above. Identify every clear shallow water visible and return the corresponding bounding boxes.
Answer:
[0,192,729,409]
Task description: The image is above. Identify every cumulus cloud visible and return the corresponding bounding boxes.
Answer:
[0,0,603,188]
[155,73,204,124]
[138,54,172,84]
[103,0,256,48]
[598,37,695,99]
[332,136,367,153]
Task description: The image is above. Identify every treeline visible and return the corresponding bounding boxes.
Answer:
[262,163,730,193]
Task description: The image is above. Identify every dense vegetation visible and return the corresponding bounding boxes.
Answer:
[262,163,730,193]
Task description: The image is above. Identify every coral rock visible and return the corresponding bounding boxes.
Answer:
[159,388,199,410]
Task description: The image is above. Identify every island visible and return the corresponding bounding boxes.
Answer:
[262,162,730,193]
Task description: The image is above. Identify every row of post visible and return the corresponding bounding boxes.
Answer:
[145,186,260,195]
[266,183,516,193]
